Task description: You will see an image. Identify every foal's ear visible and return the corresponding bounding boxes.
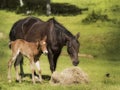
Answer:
[36,39,40,46]
[75,32,80,39]
[43,36,47,41]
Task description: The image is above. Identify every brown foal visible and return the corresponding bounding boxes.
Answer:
[8,36,48,84]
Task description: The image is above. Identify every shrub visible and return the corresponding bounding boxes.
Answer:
[82,10,109,24]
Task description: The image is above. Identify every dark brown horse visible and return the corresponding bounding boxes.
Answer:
[9,17,80,76]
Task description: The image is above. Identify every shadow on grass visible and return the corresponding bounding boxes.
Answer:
[50,3,88,16]
[21,73,51,81]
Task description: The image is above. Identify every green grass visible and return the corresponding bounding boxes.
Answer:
[0,0,120,89]
[0,54,120,90]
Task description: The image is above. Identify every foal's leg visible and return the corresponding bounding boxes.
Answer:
[35,60,42,82]
[8,54,17,83]
[15,64,21,83]
[29,58,36,84]
[8,58,13,83]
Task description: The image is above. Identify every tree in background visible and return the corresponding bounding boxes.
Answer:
[0,0,51,15]
[19,0,24,7]
[46,0,51,15]
[0,0,18,9]
[18,0,51,15]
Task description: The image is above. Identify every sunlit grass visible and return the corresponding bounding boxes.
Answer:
[0,53,120,90]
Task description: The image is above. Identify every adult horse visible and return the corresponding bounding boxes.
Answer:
[9,17,80,75]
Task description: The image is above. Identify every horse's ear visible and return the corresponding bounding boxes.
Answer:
[75,32,80,39]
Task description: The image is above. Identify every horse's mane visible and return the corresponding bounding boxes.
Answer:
[48,18,74,38]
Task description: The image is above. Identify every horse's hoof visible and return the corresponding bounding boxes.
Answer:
[16,80,19,82]
[16,80,21,83]
[20,73,25,78]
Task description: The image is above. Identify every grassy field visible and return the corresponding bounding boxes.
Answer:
[0,0,120,90]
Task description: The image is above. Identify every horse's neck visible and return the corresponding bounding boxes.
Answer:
[61,32,72,45]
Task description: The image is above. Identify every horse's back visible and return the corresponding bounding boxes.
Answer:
[9,17,42,41]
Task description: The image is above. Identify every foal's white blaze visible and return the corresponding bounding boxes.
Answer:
[43,41,46,44]
[43,50,48,54]
[42,41,48,54]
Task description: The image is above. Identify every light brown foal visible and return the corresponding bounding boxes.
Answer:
[8,36,48,84]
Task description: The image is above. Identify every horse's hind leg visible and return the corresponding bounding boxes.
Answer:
[35,60,42,82]
[14,53,24,78]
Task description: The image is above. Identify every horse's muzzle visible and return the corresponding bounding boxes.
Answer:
[73,60,79,66]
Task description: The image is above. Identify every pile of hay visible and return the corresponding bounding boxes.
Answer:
[50,67,89,85]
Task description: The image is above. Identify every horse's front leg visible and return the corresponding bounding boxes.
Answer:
[47,49,55,73]
[35,60,42,82]
[48,48,61,73]
[53,51,61,71]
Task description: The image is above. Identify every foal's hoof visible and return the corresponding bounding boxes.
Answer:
[35,76,39,80]
[39,79,43,83]
[32,81,36,84]
[8,80,12,83]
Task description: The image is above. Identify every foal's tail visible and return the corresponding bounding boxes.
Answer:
[8,41,12,49]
